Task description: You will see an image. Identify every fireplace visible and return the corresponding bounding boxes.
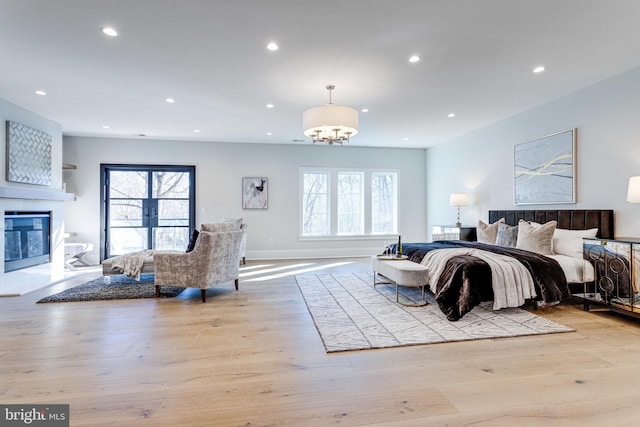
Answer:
[4,211,51,272]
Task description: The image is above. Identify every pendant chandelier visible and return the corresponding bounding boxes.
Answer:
[303,85,359,145]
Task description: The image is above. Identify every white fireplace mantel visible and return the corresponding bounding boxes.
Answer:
[0,186,75,201]
[1,188,68,290]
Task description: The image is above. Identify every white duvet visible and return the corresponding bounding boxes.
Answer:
[545,254,594,283]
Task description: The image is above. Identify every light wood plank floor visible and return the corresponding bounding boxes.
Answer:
[2,257,640,426]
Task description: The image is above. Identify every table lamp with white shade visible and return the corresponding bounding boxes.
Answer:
[627,176,640,203]
[449,192,468,228]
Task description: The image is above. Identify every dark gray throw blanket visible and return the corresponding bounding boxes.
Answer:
[396,241,570,321]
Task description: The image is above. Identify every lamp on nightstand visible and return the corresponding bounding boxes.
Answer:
[627,176,640,203]
[449,192,468,228]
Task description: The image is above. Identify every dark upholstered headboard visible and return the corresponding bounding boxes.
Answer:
[488,210,614,240]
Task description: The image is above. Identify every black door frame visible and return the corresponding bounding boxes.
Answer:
[100,163,196,261]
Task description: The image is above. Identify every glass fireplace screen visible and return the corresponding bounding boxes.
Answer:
[4,211,51,272]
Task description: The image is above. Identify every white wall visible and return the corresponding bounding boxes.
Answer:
[427,66,640,238]
[63,138,427,263]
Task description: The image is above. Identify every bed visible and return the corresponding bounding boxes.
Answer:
[399,209,614,321]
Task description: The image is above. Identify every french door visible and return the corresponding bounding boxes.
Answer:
[101,164,196,260]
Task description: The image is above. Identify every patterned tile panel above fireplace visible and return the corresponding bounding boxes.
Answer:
[6,120,52,186]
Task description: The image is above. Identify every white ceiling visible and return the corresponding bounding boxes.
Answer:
[1,0,640,148]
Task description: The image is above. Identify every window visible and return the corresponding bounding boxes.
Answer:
[337,172,364,235]
[101,164,196,259]
[300,168,398,238]
[371,172,398,234]
[302,172,329,236]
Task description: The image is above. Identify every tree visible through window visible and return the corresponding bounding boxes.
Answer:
[301,168,398,237]
[337,172,363,235]
[371,172,397,234]
[302,172,329,236]
[102,165,195,259]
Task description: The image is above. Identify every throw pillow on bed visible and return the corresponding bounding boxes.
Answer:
[516,219,557,255]
[553,227,598,258]
[477,218,505,244]
[495,223,518,247]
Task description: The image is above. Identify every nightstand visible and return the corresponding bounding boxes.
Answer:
[578,237,640,319]
[432,225,477,242]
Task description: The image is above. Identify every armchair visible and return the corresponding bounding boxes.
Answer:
[202,218,247,264]
[153,230,244,302]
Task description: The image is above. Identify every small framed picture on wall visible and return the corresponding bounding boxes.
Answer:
[242,177,268,209]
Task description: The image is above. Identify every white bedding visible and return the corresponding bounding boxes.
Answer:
[545,254,594,283]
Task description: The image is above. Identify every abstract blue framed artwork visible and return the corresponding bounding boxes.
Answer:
[514,129,576,205]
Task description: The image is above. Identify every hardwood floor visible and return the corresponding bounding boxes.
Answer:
[2,257,640,426]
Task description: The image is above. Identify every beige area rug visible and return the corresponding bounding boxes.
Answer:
[294,272,574,353]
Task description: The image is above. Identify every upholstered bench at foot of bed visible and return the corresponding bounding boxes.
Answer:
[370,255,430,307]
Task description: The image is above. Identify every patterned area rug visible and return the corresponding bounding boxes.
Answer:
[295,272,574,353]
[37,274,184,303]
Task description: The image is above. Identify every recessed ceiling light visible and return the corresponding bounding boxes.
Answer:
[361,108,369,113]
[165,97,175,103]
[194,129,200,133]
[102,125,110,129]
[409,55,421,63]
[266,103,274,109]
[266,132,272,136]
[267,42,278,51]
[34,90,46,96]
[102,27,118,37]
[448,113,456,118]
[533,66,545,73]
[404,137,409,141]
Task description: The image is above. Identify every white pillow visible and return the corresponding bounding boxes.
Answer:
[553,228,598,259]
[477,218,505,244]
[516,220,557,255]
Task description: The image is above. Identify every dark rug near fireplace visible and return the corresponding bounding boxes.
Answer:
[36,274,184,303]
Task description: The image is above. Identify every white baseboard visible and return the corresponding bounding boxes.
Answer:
[246,247,383,260]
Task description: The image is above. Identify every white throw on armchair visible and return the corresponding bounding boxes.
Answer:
[153,229,244,303]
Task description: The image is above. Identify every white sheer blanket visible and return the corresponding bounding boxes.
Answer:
[420,248,537,310]
[109,249,154,279]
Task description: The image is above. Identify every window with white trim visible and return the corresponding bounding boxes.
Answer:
[371,171,398,234]
[300,168,398,237]
[302,171,329,236]
[337,172,364,235]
